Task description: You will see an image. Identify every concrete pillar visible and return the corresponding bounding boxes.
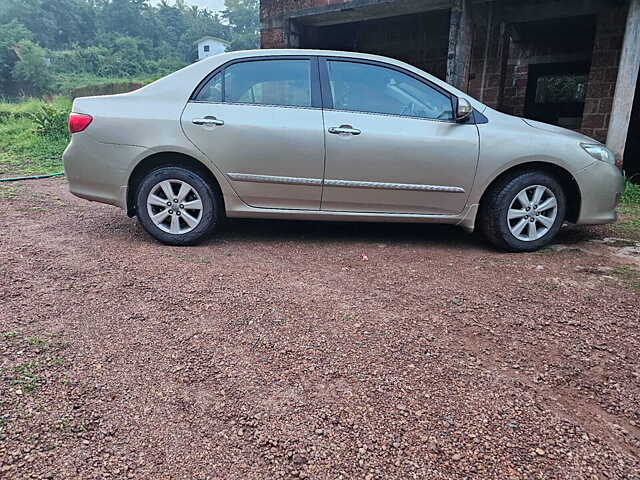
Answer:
[607,0,640,166]
[446,0,472,91]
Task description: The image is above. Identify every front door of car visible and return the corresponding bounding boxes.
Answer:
[320,58,479,215]
[181,57,325,210]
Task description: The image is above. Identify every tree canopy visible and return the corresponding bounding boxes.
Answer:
[0,0,259,96]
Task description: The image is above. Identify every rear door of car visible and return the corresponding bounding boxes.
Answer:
[319,57,479,215]
[181,56,325,210]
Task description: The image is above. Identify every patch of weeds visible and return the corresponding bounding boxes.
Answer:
[1,331,18,340]
[0,185,19,199]
[51,357,65,366]
[613,266,640,291]
[26,336,49,351]
[616,214,640,236]
[53,418,71,432]
[173,254,210,264]
[450,296,464,305]
[621,178,640,206]
[10,361,42,393]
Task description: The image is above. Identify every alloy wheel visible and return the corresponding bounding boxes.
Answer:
[506,185,558,242]
[146,179,203,234]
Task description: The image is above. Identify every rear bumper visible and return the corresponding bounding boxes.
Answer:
[574,161,624,225]
[63,134,144,209]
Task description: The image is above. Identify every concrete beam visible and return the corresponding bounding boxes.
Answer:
[607,0,640,166]
[501,0,614,24]
[447,0,472,90]
[288,0,452,27]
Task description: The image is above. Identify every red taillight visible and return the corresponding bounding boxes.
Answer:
[68,113,93,133]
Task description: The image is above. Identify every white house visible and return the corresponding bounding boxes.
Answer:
[196,36,230,60]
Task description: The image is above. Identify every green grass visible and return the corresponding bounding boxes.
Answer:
[620,178,640,208]
[0,96,71,119]
[615,179,640,237]
[0,97,70,176]
[54,72,159,90]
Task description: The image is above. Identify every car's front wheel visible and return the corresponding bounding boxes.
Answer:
[136,166,221,246]
[480,170,566,252]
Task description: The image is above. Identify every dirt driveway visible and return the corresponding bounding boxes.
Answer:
[1,178,639,479]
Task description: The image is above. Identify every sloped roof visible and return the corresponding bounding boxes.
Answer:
[195,36,230,46]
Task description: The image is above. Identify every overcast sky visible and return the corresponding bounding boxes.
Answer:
[150,0,226,13]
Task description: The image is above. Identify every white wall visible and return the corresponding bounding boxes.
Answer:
[198,40,227,60]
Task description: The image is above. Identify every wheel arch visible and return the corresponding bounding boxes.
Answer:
[477,161,581,226]
[126,152,225,217]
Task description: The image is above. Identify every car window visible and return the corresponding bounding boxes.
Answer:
[326,60,453,120]
[195,71,223,103]
[224,59,311,107]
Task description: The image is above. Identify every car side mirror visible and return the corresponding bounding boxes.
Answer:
[455,97,473,122]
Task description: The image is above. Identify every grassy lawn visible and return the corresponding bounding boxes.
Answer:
[0,97,70,176]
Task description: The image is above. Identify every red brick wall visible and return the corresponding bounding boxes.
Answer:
[261,0,352,48]
[581,8,626,142]
[501,62,529,117]
[467,4,506,109]
[261,28,285,48]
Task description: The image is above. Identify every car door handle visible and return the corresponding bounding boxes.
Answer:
[192,117,224,126]
[328,125,361,135]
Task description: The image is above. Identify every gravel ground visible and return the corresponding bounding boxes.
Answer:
[1,178,639,479]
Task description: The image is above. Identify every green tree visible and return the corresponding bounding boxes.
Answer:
[12,40,54,95]
[0,0,97,49]
[223,0,259,51]
[0,21,32,95]
[178,5,229,62]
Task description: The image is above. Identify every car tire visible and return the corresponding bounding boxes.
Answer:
[135,166,222,246]
[479,170,566,252]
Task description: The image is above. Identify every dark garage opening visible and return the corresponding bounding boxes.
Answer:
[295,9,451,80]
[511,15,596,128]
[624,69,640,178]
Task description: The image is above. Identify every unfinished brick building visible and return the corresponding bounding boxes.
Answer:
[260,0,640,175]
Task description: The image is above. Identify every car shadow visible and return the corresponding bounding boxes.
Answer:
[121,212,606,252]
[205,218,488,250]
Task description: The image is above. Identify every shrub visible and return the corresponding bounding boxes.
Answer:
[30,104,68,138]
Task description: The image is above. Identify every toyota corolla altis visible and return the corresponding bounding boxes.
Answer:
[63,49,624,252]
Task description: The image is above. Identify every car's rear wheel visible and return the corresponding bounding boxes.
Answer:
[480,170,566,252]
[136,166,221,245]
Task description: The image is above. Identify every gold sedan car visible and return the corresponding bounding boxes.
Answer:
[63,49,623,252]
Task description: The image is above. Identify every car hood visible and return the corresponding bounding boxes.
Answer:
[521,118,597,143]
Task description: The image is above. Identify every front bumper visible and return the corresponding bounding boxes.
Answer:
[63,134,145,210]
[574,161,624,225]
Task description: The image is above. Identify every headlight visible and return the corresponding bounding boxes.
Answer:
[580,143,616,165]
